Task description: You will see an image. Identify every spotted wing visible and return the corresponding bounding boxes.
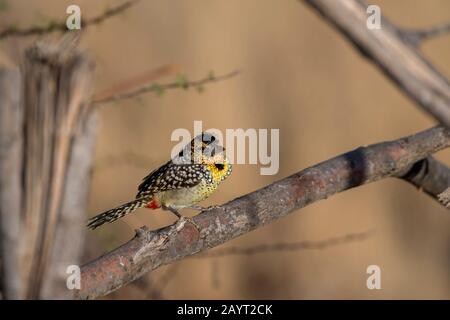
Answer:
[136,161,207,198]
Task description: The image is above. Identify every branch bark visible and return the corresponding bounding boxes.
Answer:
[77,126,450,299]
[303,0,450,128]
[398,156,450,201]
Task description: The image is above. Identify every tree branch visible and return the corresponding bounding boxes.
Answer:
[303,0,450,128]
[400,21,450,47]
[92,70,241,105]
[77,125,450,299]
[0,0,140,40]
[398,156,450,202]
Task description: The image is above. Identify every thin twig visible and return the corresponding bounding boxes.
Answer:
[92,70,241,105]
[0,0,140,40]
[196,230,373,258]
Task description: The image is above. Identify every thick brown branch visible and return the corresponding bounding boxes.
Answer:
[77,126,450,299]
[303,0,450,127]
[0,0,139,39]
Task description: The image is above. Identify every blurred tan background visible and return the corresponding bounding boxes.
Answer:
[1,0,450,299]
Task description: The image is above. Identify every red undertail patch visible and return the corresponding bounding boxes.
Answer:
[146,199,160,210]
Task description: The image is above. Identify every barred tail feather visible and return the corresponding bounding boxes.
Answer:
[87,198,149,230]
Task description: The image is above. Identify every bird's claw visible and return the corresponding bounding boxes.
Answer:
[188,205,220,212]
[183,216,201,232]
[204,205,220,211]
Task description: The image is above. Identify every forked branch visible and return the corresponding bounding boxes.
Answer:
[77,126,450,299]
[303,0,450,128]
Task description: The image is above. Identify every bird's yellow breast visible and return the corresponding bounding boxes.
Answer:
[206,161,231,183]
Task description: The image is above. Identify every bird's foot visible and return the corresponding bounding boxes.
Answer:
[204,205,220,211]
[187,216,201,232]
[188,205,220,212]
[162,206,200,231]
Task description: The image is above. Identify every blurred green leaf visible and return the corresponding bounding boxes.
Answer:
[151,83,165,97]
[175,74,189,90]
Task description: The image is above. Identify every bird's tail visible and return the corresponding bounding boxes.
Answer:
[87,198,150,230]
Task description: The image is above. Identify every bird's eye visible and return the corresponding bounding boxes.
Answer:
[214,163,225,170]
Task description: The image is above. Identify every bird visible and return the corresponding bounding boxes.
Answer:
[87,132,232,229]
